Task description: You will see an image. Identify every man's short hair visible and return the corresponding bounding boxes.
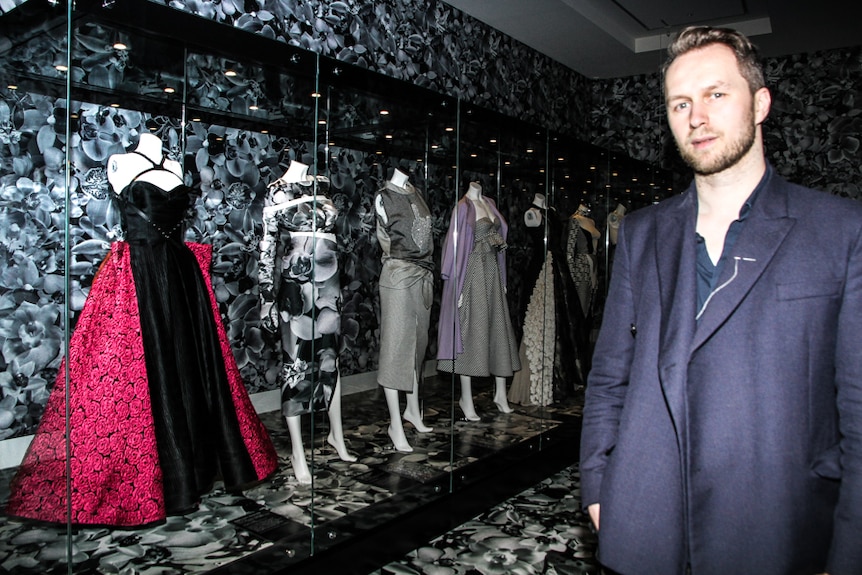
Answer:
[662,26,766,95]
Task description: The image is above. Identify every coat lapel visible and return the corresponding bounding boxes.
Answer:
[691,178,796,352]
[656,191,698,428]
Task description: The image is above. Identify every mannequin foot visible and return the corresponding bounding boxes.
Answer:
[403,409,433,433]
[387,425,413,453]
[494,397,514,414]
[290,455,312,485]
[458,397,481,422]
[327,432,358,462]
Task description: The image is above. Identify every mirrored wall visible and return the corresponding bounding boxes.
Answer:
[0,0,674,572]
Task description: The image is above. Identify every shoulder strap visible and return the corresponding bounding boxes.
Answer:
[130,150,173,180]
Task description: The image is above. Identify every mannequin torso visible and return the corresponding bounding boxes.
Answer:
[607,203,626,245]
[466,182,493,221]
[108,133,183,194]
[524,193,547,227]
[573,204,601,250]
[389,168,409,189]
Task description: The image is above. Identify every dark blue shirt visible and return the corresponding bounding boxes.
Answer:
[695,164,772,317]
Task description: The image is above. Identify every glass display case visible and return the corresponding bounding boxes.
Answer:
[0,1,674,573]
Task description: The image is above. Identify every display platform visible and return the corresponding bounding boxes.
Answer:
[0,375,582,575]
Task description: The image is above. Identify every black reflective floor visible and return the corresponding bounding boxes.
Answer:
[0,375,583,574]
[372,463,600,575]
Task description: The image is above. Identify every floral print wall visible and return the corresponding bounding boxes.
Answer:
[0,94,459,440]
[161,0,861,200]
[160,0,593,140]
[1,0,860,445]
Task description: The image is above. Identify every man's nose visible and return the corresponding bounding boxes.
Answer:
[689,102,708,128]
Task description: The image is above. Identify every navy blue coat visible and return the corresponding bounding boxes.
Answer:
[580,170,862,575]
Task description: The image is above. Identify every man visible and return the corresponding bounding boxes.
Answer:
[579,26,862,575]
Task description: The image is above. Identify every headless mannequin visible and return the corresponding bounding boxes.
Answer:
[572,204,601,305]
[607,203,626,246]
[379,168,433,453]
[107,132,183,193]
[460,182,513,421]
[573,204,601,252]
[269,160,357,483]
[524,192,546,228]
[278,159,311,184]
[389,167,409,189]
[286,377,355,484]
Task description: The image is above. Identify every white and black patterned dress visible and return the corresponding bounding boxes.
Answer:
[259,181,341,417]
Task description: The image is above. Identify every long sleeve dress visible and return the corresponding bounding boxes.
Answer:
[258,179,342,417]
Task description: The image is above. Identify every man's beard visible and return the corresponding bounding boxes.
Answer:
[678,107,756,176]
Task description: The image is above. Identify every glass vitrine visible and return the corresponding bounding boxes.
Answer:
[0,1,675,572]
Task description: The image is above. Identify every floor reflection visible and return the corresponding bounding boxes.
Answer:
[0,374,583,574]
[373,464,600,575]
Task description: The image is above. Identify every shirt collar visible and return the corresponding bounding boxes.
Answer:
[694,162,772,223]
[738,162,772,221]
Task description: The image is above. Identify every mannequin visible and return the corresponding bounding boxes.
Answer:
[464,181,495,220]
[278,159,312,184]
[375,168,434,452]
[7,133,279,526]
[437,182,519,421]
[284,378,355,484]
[524,192,547,228]
[389,167,409,189]
[573,204,601,251]
[607,203,627,245]
[511,191,555,406]
[462,183,513,418]
[260,160,356,484]
[108,132,183,193]
[569,204,600,313]
[517,191,551,324]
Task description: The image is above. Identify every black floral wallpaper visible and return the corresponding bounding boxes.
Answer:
[159,0,593,140]
[0,0,860,444]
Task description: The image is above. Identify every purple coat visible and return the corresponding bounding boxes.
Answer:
[580,171,862,575]
[436,196,508,360]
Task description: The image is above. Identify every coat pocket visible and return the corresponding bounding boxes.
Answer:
[776,279,841,301]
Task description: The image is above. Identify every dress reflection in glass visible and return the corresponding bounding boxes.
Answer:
[5,134,278,526]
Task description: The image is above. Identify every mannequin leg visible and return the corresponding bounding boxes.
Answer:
[286,415,312,485]
[403,376,433,433]
[458,375,481,421]
[493,376,513,413]
[326,377,357,462]
[384,387,413,452]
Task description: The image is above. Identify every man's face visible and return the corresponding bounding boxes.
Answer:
[664,43,769,176]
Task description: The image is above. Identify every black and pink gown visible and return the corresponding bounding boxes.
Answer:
[5,174,278,526]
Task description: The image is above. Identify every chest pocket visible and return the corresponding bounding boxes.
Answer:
[776,279,841,301]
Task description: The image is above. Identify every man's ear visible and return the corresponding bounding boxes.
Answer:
[754,87,771,124]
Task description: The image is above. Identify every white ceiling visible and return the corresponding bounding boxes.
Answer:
[441,0,862,79]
